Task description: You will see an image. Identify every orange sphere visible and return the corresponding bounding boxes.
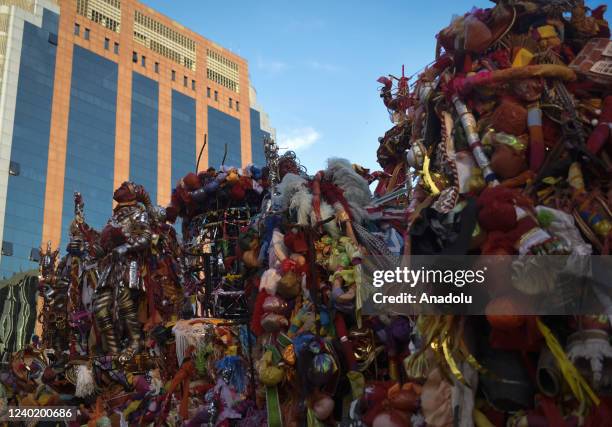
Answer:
[485,295,527,330]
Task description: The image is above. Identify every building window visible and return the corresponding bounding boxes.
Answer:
[183,76,188,87]
[154,62,159,73]
[133,10,196,71]
[84,28,90,40]
[74,23,80,36]
[48,32,58,45]
[191,79,196,90]
[132,51,138,63]
[214,90,218,101]
[171,70,176,81]
[2,241,13,257]
[9,161,20,176]
[114,42,119,54]
[236,101,239,112]
[207,87,211,98]
[29,248,41,262]
[206,48,240,93]
[104,37,110,50]
[141,55,146,67]
[229,98,233,109]
[77,0,120,33]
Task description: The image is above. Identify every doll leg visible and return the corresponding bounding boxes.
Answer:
[117,287,142,362]
[93,287,120,354]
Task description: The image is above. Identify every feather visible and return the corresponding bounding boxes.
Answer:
[289,188,314,226]
[75,364,95,398]
[319,202,339,237]
[286,186,339,236]
[278,166,349,236]
[326,158,372,223]
[277,173,308,210]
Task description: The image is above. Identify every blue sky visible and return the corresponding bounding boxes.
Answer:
[143,0,611,174]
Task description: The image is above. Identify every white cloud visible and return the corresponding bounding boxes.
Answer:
[306,60,339,72]
[278,127,321,151]
[257,57,289,74]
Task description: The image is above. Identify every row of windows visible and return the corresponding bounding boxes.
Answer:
[206,68,239,93]
[2,234,40,258]
[90,8,120,33]
[73,23,90,39]
[133,11,196,71]
[104,37,119,53]
[1,241,41,262]
[206,48,240,93]
[206,49,238,71]
[75,26,239,95]
[205,87,239,111]
[98,0,121,9]
[75,3,204,72]
[129,50,197,90]
[145,38,194,71]
[76,23,121,54]
[134,10,195,51]
[76,0,121,33]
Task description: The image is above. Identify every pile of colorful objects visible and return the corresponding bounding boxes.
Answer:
[1,0,612,426]
[0,169,271,426]
[369,0,612,425]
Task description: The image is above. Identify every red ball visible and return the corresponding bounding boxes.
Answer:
[486,295,527,330]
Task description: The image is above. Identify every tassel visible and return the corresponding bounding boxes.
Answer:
[75,364,95,398]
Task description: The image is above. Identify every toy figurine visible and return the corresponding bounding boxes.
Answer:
[93,182,152,363]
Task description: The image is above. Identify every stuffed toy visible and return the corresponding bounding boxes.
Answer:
[478,186,568,255]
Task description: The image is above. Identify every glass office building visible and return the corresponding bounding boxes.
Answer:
[0,0,275,278]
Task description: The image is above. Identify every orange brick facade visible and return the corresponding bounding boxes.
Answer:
[41,0,253,249]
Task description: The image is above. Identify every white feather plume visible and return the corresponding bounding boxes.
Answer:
[75,364,95,398]
[277,173,308,210]
[319,201,339,237]
[326,158,372,223]
[288,187,313,226]
[277,172,340,236]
